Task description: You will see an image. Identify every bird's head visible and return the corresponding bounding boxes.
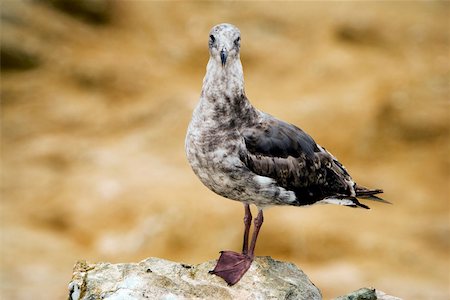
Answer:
[208,23,241,68]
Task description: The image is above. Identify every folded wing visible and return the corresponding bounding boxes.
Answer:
[239,115,385,208]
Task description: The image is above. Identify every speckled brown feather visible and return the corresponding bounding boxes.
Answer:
[186,23,385,209]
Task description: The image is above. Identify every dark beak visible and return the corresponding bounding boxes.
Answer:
[220,49,227,67]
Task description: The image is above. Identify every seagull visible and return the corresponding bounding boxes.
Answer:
[185,23,389,286]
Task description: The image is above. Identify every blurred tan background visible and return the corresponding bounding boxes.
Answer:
[1,1,449,299]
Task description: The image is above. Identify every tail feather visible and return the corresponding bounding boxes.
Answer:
[318,185,390,209]
[355,185,391,204]
[351,197,370,209]
[320,196,370,209]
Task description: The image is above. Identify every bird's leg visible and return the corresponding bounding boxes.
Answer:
[248,209,264,258]
[242,203,252,255]
[209,204,256,286]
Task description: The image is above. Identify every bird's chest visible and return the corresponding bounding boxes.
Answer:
[187,127,241,172]
[186,126,246,194]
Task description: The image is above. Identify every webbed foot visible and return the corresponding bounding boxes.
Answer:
[209,251,253,285]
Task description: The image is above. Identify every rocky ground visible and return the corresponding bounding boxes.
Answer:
[68,257,322,300]
[67,256,399,300]
[1,1,449,299]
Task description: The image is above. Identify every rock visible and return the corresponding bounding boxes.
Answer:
[334,287,402,300]
[0,44,41,71]
[68,256,322,300]
[374,83,448,144]
[335,21,385,47]
[39,0,114,25]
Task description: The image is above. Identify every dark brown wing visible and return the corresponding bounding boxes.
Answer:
[239,116,364,206]
[241,118,318,159]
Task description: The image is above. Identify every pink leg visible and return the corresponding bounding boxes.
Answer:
[242,204,252,255]
[248,209,264,258]
[209,206,264,286]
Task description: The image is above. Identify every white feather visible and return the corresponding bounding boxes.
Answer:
[317,198,355,206]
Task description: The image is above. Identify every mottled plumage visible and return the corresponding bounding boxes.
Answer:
[185,23,387,285]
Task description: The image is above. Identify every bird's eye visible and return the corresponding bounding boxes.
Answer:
[209,35,216,43]
[234,36,240,47]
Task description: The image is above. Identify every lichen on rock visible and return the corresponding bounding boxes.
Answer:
[334,287,402,300]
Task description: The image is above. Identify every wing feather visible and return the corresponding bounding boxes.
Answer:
[240,115,375,206]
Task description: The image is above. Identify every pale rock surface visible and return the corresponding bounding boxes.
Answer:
[68,256,322,300]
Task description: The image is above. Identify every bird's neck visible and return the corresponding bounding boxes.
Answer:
[202,58,245,102]
[199,57,258,127]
